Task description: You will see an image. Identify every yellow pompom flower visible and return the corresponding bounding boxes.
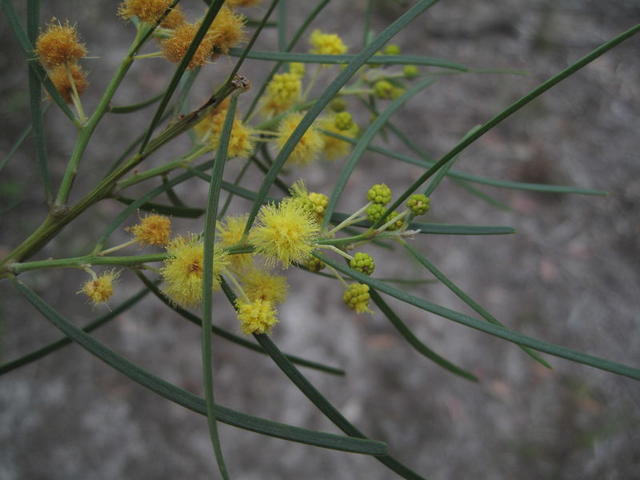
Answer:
[240,269,288,304]
[261,72,302,117]
[309,29,347,55]
[235,298,278,334]
[250,200,319,268]
[216,214,253,271]
[318,115,358,161]
[48,63,88,103]
[161,22,216,69]
[276,112,324,166]
[209,6,246,55]
[289,62,305,77]
[79,270,119,305]
[160,234,229,307]
[128,214,171,246]
[35,19,87,68]
[343,283,371,314]
[118,0,185,28]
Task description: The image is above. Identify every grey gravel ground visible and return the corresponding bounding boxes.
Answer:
[1,1,639,479]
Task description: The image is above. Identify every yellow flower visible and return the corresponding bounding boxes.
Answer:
[240,269,288,304]
[118,0,185,28]
[48,63,88,103]
[161,21,216,69]
[250,200,319,268]
[35,19,87,68]
[216,214,253,271]
[235,298,278,334]
[128,214,171,246]
[343,283,371,314]
[260,72,302,117]
[318,115,358,161]
[209,6,246,55]
[276,112,324,166]
[289,62,305,77]
[79,270,119,305]
[309,29,347,55]
[160,234,229,307]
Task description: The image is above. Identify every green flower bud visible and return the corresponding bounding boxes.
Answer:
[373,80,394,100]
[334,111,354,131]
[306,257,325,273]
[349,252,375,275]
[383,44,401,55]
[367,183,392,205]
[366,203,386,223]
[403,65,419,79]
[406,194,430,216]
[330,97,347,112]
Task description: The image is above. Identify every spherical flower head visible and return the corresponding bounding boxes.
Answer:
[309,29,347,55]
[367,183,392,205]
[160,234,229,307]
[261,72,301,117]
[240,269,288,305]
[35,19,87,68]
[308,192,329,219]
[373,80,394,100]
[209,6,246,55]
[79,270,119,305]
[318,115,358,161]
[343,283,371,314]
[250,200,319,268]
[403,65,419,79]
[276,112,325,166]
[201,117,256,159]
[406,193,430,216]
[216,214,253,271]
[390,86,405,99]
[194,97,231,139]
[235,298,278,334]
[118,0,185,28]
[349,252,375,276]
[329,97,347,112]
[129,214,171,246]
[385,210,406,231]
[289,62,305,77]
[161,22,216,69]
[383,44,401,55]
[48,63,88,103]
[334,112,354,131]
[366,203,386,223]
[306,257,325,273]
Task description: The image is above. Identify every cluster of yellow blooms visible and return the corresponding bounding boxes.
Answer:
[35,19,88,104]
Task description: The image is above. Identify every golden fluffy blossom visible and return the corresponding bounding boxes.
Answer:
[309,29,347,55]
[118,0,185,28]
[250,200,319,268]
[35,20,87,68]
[240,269,288,305]
[216,214,252,271]
[80,271,119,305]
[318,115,358,160]
[261,72,302,117]
[129,214,171,246]
[276,112,324,166]
[209,6,246,55]
[160,234,229,307]
[161,22,216,69]
[235,298,278,334]
[48,63,88,103]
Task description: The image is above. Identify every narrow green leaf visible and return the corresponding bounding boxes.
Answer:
[277,0,287,49]
[113,196,204,218]
[403,242,551,369]
[1,0,75,121]
[228,49,468,71]
[244,0,331,120]
[136,272,344,375]
[315,253,640,381]
[0,123,32,173]
[138,0,226,153]
[377,24,640,227]
[369,290,478,381]
[108,92,165,114]
[322,77,437,231]
[0,287,150,376]
[26,0,51,203]
[219,281,426,480]
[12,279,386,455]
[244,0,440,234]
[201,96,237,480]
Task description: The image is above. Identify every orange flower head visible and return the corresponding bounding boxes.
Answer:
[35,19,87,68]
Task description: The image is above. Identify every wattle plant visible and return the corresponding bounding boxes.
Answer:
[1,0,638,478]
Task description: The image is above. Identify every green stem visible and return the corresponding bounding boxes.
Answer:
[7,253,167,275]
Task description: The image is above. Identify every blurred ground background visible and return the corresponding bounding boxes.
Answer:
[1,0,639,478]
